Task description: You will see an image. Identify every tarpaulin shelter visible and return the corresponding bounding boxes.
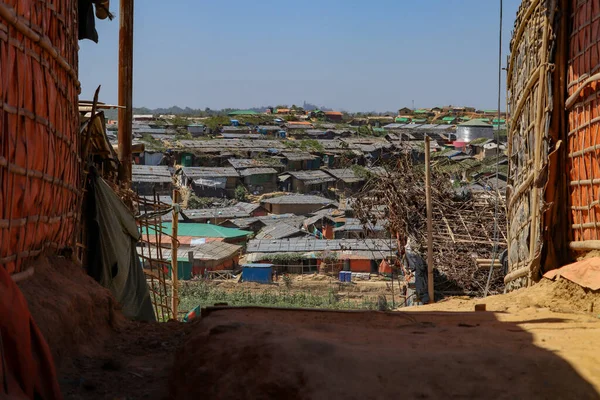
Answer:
[85,173,155,321]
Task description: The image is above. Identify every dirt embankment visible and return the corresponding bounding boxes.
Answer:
[18,255,125,367]
[17,261,600,399]
[412,277,600,315]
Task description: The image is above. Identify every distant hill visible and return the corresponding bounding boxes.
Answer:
[99,103,352,120]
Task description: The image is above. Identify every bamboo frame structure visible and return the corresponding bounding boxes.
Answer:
[506,0,560,291]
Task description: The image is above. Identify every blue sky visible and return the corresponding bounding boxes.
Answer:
[79,0,521,112]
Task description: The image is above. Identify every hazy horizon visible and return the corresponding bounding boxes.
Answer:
[79,0,519,112]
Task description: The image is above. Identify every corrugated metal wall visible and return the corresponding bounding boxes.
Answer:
[0,1,81,274]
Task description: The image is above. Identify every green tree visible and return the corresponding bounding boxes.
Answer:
[234,185,248,202]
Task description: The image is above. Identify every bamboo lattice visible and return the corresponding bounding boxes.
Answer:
[568,0,600,250]
[0,1,80,274]
[506,0,556,290]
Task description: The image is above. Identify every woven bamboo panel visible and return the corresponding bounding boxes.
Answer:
[506,0,556,290]
[0,1,80,274]
[568,0,600,249]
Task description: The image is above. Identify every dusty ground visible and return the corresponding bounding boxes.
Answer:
[172,307,600,400]
[18,259,600,399]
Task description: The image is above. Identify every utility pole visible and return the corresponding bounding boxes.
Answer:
[424,136,435,303]
[118,0,134,184]
[171,189,180,320]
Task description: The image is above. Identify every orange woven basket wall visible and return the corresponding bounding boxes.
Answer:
[0,0,80,274]
[568,0,600,248]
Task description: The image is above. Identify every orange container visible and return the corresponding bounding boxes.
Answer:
[0,1,80,274]
[568,0,600,247]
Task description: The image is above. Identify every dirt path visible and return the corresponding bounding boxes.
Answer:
[172,307,600,399]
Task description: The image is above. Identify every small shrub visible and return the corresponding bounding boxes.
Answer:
[234,185,248,202]
[282,274,293,290]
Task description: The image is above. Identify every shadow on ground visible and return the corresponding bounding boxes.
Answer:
[170,308,600,400]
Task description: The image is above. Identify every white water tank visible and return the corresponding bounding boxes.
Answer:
[455,119,494,143]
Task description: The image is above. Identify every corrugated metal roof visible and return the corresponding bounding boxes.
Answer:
[182,202,261,220]
[322,168,364,183]
[228,158,283,169]
[239,168,278,177]
[182,167,239,178]
[178,139,286,150]
[281,152,318,161]
[262,194,335,205]
[132,165,171,176]
[255,222,305,240]
[247,238,397,253]
[132,175,172,183]
[221,133,262,139]
[334,218,387,232]
[190,241,241,261]
[287,170,336,184]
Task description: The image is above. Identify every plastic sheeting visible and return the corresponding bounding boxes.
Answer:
[0,266,62,399]
[86,174,155,321]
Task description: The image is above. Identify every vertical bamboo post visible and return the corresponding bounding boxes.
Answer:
[118,0,134,184]
[171,189,179,320]
[425,136,435,303]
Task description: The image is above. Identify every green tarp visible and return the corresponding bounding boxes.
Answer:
[86,174,155,321]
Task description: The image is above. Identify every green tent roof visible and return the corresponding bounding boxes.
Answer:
[492,119,506,124]
[228,110,259,116]
[412,118,427,123]
[395,117,410,123]
[414,109,429,114]
[154,223,252,239]
[373,127,386,133]
[442,116,457,121]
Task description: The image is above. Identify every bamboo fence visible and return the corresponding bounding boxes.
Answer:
[506,0,559,290]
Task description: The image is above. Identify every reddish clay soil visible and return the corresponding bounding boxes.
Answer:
[171,307,600,400]
[18,255,125,367]
[18,258,600,399]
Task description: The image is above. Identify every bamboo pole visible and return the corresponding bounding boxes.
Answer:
[425,136,434,304]
[171,189,180,320]
[118,0,134,184]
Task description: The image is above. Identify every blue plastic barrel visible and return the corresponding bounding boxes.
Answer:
[339,271,345,282]
[345,272,352,282]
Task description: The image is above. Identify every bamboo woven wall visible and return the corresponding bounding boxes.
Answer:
[568,0,600,251]
[0,1,80,274]
[506,0,557,290]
